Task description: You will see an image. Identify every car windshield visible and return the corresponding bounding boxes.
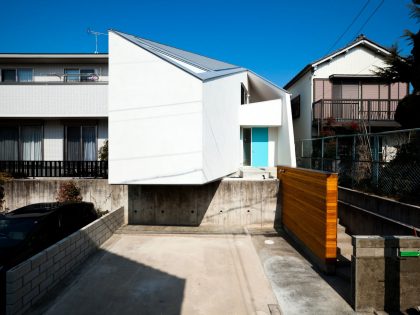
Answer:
[0,217,39,241]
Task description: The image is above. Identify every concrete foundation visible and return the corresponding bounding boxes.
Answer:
[128,178,280,226]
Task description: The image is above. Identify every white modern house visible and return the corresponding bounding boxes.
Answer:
[0,54,108,176]
[108,30,296,185]
[284,35,408,141]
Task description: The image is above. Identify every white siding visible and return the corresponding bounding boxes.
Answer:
[44,120,63,160]
[108,32,204,184]
[314,46,387,78]
[0,84,107,117]
[288,71,313,141]
[202,72,247,181]
[239,99,282,126]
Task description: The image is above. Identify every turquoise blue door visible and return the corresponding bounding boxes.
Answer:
[251,128,268,167]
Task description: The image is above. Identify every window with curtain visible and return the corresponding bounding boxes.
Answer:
[0,127,18,160]
[17,68,33,82]
[21,126,42,161]
[66,126,97,161]
[64,69,80,82]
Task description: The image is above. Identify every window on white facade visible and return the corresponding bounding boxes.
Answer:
[0,127,19,160]
[1,68,33,82]
[21,126,42,161]
[0,125,42,161]
[241,84,248,105]
[64,69,80,82]
[80,69,95,82]
[66,126,97,161]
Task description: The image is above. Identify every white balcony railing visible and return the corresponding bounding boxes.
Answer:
[239,99,282,126]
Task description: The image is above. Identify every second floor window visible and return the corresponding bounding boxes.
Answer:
[64,69,96,82]
[1,68,33,82]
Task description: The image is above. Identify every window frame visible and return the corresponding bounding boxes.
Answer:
[64,68,80,82]
[0,121,44,161]
[64,123,98,161]
[0,68,33,83]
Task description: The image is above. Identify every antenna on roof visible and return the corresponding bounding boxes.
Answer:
[87,29,107,54]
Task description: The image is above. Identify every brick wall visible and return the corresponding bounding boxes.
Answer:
[352,236,420,313]
[5,206,125,315]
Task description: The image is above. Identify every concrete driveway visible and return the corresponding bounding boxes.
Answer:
[33,231,279,315]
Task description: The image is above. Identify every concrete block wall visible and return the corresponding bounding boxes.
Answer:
[5,206,125,315]
[352,236,420,313]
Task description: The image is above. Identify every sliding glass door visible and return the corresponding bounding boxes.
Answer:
[21,126,42,161]
[0,127,18,160]
[66,126,97,161]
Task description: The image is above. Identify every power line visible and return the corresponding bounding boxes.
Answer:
[354,0,385,37]
[326,0,371,54]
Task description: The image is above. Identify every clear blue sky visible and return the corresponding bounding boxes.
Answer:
[0,0,417,87]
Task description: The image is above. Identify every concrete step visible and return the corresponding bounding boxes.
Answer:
[337,243,353,261]
[337,231,352,243]
[239,167,271,180]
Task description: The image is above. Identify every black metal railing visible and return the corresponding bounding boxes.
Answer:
[313,99,399,122]
[0,161,108,178]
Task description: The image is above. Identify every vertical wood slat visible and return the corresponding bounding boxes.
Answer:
[278,166,338,261]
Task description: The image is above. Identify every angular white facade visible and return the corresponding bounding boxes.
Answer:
[109,31,295,185]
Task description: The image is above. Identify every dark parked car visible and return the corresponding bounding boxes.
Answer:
[0,202,98,269]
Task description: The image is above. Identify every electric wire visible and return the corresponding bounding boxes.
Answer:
[353,0,385,37]
[326,0,371,54]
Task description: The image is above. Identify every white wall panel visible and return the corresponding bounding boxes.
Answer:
[202,72,246,181]
[108,32,203,184]
[0,84,107,117]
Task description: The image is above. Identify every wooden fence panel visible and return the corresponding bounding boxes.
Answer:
[278,166,338,271]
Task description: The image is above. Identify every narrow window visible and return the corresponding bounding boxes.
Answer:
[241,84,248,105]
[80,69,95,82]
[64,69,80,82]
[291,96,301,119]
[1,69,17,82]
[243,128,251,166]
[17,68,33,82]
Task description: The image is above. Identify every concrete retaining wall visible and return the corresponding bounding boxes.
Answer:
[339,187,420,229]
[3,179,128,221]
[5,207,125,315]
[352,236,420,313]
[129,178,280,226]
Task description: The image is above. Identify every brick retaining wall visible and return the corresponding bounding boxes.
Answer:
[5,206,125,315]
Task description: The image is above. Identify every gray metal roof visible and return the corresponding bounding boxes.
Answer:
[111,30,247,81]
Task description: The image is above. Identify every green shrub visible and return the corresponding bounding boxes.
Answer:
[56,181,83,203]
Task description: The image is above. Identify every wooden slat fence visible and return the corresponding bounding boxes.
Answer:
[278,166,338,271]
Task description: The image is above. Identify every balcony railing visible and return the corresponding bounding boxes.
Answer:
[0,161,108,178]
[313,99,399,122]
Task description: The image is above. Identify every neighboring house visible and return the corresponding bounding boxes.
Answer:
[0,54,108,175]
[284,35,409,141]
[108,30,296,185]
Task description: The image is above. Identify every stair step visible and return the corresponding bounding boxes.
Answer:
[337,232,352,243]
